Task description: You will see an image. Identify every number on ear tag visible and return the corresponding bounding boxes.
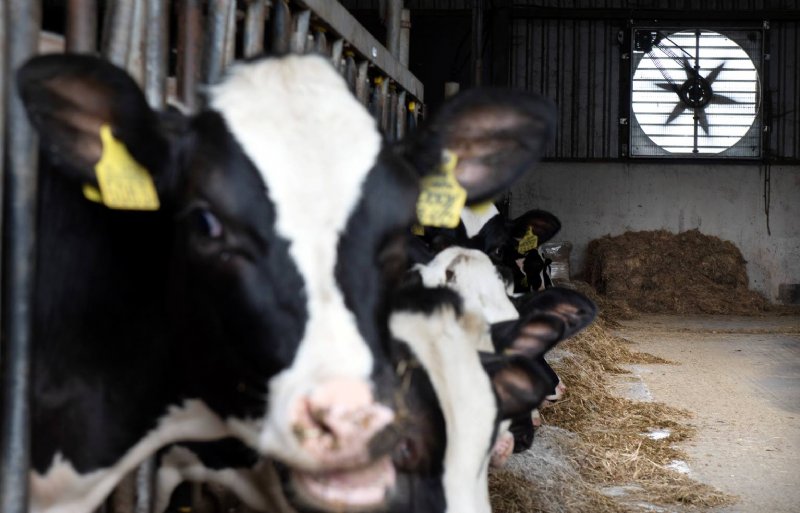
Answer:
[517,226,539,254]
[416,150,466,228]
[94,124,160,210]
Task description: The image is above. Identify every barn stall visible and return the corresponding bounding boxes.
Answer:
[0,1,798,513]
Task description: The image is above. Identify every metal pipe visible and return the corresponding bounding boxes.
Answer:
[0,3,41,513]
[313,28,327,55]
[396,90,406,140]
[202,0,229,86]
[177,0,202,112]
[330,38,344,71]
[126,0,146,86]
[244,0,267,58]
[102,0,136,67]
[379,79,390,133]
[66,0,97,53]
[355,60,369,105]
[223,0,236,68]
[291,10,311,54]
[144,0,168,109]
[271,0,291,54]
[344,53,356,94]
[134,456,157,513]
[471,0,483,86]
[385,0,402,58]
[399,8,410,67]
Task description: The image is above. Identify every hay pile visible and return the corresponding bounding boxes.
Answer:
[489,320,734,513]
[585,229,768,314]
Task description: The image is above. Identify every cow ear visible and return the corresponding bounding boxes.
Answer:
[511,209,561,245]
[402,88,556,204]
[17,54,173,187]
[480,353,556,419]
[491,288,597,356]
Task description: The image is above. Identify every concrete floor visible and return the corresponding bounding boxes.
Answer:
[613,315,800,512]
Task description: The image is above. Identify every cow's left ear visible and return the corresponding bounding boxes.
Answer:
[510,209,562,245]
[17,54,176,193]
[480,352,555,419]
[490,287,597,356]
[401,88,556,204]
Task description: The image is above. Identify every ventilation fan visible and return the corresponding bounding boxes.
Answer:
[629,27,763,158]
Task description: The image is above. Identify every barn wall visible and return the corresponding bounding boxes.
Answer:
[510,162,800,302]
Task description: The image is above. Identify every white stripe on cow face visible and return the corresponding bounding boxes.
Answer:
[460,204,499,238]
[415,247,519,333]
[210,55,383,467]
[390,308,497,513]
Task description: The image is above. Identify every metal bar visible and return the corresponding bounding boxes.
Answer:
[0,2,41,513]
[223,0,236,68]
[313,28,328,55]
[134,456,157,513]
[202,0,229,86]
[294,0,424,101]
[144,0,168,109]
[291,10,311,54]
[355,60,369,105]
[102,0,136,67]
[379,79,390,133]
[344,53,356,94]
[386,85,396,140]
[471,0,483,86]
[177,0,202,112]
[386,0,402,57]
[399,8,410,67]
[126,0,146,86]
[66,0,97,52]
[271,0,291,54]
[396,90,406,139]
[331,38,344,70]
[244,0,267,58]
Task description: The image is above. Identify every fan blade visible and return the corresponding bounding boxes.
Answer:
[696,108,710,134]
[665,102,687,125]
[680,55,695,77]
[705,62,725,85]
[711,94,741,105]
[655,81,680,94]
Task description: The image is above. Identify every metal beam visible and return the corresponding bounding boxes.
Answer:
[144,0,167,108]
[507,5,800,21]
[294,0,424,101]
[177,0,202,111]
[66,0,97,52]
[102,0,135,67]
[202,0,229,86]
[386,0,402,57]
[244,0,267,58]
[1,2,41,513]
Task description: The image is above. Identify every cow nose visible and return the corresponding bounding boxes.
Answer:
[291,378,394,468]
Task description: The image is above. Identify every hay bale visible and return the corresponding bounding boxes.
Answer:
[585,230,768,314]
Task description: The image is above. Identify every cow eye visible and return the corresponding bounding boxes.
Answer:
[192,208,224,239]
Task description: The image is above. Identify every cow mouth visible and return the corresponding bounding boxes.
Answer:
[290,456,395,512]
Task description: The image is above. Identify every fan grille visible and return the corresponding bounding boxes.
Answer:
[630,28,762,158]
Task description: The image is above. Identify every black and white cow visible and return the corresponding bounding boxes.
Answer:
[18,52,556,513]
[387,285,596,513]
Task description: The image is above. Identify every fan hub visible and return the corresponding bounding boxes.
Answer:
[679,76,713,108]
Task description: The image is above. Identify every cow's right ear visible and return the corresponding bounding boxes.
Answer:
[401,88,556,204]
[17,54,173,187]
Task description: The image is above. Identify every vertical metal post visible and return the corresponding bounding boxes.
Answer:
[243,0,266,58]
[396,90,406,139]
[399,8,410,67]
[223,0,236,68]
[202,0,229,86]
[356,61,369,105]
[134,456,157,513]
[144,0,168,109]
[177,0,202,111]
[386,0,402,58]
[102,0,135,67]
[344,53,356,93]
[379,79,390,133]
[271,0,291,54]
[66,0,97,53]
[291,10,310,54]
[471,0,483,86]
[1,2,41,513]
[313,28,328,55]
[126,0,146,86]
[330,39,344,71]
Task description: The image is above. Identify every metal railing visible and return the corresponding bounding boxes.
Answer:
[0,1,423,512]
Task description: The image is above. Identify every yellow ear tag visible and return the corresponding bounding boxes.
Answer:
[411,223,425,236]
[94,124,160,210]
[517,226,539,254]
[415,150,467,228]
[82,184,103,203]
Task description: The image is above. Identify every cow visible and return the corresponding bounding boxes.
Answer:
[17,52,556,513]
[388,285,596,513]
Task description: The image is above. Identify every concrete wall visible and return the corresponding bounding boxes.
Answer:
[510,162,800,302]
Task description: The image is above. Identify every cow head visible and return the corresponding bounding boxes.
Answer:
[19,53,555,511]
